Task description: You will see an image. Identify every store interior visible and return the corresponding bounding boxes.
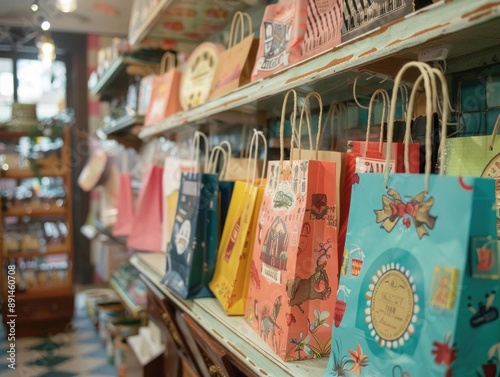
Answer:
[1,0,500,376]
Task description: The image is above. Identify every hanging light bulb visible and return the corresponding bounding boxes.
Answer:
[37,33,56,67]
[56,0,77,13]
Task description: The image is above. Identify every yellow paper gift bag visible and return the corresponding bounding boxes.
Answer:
[209,130,267,315]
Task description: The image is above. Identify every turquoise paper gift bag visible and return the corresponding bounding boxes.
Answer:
[325,62,500,377]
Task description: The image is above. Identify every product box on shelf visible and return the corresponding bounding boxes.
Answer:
[341,0,414,42]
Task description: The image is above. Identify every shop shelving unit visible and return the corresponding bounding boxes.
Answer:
[0,127,75,337]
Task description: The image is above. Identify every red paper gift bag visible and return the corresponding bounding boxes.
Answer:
[126,164,163,253]
[112,172,135,237]
[144,52,182,126]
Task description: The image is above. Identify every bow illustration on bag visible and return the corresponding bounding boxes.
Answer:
[374,189,437,239]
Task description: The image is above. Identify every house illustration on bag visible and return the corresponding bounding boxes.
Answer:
[261,216,289,284]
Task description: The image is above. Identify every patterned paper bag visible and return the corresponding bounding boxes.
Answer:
[210,130,267,315]
[245,90,339,361]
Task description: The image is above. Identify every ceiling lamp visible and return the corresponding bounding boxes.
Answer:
[37,32,56,67]
[56,0,77,13]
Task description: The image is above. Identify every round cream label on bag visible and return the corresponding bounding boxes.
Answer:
[180,42,224,110]
[365,263,419,349]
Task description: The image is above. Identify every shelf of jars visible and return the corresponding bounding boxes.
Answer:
[138,0,500,140]
[2,254,72,299]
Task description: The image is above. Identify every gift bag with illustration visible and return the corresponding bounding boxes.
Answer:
[443,113,500,239]
[210,11,258,100]
[251,0,308,81]
[325,62,500,377]
[161,156,197,252]
[245,90,339,361]
[291,96,347,264]
[210,130,267,315]
[144,52,182,126]
[162,132,219,299]
[301,0,343,60]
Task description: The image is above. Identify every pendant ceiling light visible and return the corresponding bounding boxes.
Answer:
[56,0,77,13]
[37,32,56,67]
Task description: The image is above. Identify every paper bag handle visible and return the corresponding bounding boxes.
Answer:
[364,89,390,156]
[489,113,500,150]
[279,90,298,165]
[208,145,229,178]
[228,11,253,48]
[160,52,176,74]
[191,131,209,173]
[385,62,449,193]
[322,102,347,151]
[296,92,324,161]
[246,129,267,186]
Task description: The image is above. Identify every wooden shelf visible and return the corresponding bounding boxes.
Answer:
[14,286,73,301]
[139,0,500,139]
[4,243,70,259]
[101,114,144,135]
[130,252,328,376]
[1,167,66,179]
[4,205,67,217]
[0,130,30,139]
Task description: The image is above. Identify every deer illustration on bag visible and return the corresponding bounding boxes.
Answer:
[286,239,332,313]
[255,296,282,349]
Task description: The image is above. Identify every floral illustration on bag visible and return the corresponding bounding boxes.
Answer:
[365,263,419,349]
[287,309,333,361]
[328,341,369,376]
[374,189,436,239]
[261,216,289,284]
[431,332,457,377]
[285,238,332,313]
[307,193,336,227]
[334,285,351,328]
[254,296,282,351]
[468,290,498,328]
[285,312,296,326]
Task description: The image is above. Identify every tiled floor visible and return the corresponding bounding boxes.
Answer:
[0,293,116,377]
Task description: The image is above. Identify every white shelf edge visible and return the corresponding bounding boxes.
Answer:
[139,0,500,139]
[128,0,175,48]
[129,252,328,377]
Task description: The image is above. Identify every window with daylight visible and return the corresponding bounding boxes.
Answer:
[0,56,67,123]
